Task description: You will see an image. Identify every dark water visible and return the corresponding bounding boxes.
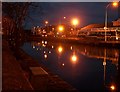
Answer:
[21,40,119,91]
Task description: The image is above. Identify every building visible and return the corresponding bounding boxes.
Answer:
[113,18,120,26]
[78,19,120,40]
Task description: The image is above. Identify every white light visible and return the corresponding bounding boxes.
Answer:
[116,36,118,40]
[70,46,73,50]
[45,41,47,44]
[103,61,106,66]
[32,46,35,49]
[52,46,54,48]
[49,51,51,53]
[44,54,48,59]
[42,41,44,43]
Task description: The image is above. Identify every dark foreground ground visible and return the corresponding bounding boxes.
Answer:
[2,39,78,91]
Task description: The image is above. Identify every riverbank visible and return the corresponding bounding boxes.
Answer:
[2,39,78,91]
[29,36,120,49]
[2,39,33,90]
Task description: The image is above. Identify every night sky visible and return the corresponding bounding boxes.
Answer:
[25,2,119,29]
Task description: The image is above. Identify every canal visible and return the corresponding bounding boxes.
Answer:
[21,39,119,91]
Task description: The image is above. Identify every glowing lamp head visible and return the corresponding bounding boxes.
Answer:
[112,2,118,7]
[58,25,64,32]
[110,85,115,90]
[72,18,79,26]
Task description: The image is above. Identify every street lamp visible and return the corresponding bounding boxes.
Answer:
[104,2,118,41]
[72,18,79,26]
[71,18,79,35]
[58,25,64,32]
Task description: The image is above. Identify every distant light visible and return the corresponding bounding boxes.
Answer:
[45,21,48,24]
[62,63,65,66]
[36,48,39,50]
[70,46,73,50]
[49,51,51,53]
[42,44,46,47]
[64,17,66,19]
[71,28,73,30]
[110,85,115,90]
[42,41,44,43]
[38,42,40,45]
[44,51,46,53]
[32,46,35,49]
[52,45,54,48]
[45,41,47,44]
[52,28,55,30]
[44,54,48,59]
[103,61,106,66]
[57,32,59,35]
[116,36,118,40]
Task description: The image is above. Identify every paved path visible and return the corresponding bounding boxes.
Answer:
[2,39,33,90]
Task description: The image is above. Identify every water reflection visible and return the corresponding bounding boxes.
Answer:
[57,46,63,54]
[22,40,119,91]
[70,52,78,65]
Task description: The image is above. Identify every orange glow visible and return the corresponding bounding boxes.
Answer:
[58,46,63,53]
[110,85,115,90]
[72,18,79,26]
[70,54,78,64]
[58,25,64,32]
[71,55,77,62]
[112,2,118,7]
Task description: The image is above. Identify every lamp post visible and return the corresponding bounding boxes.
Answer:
[104,2,118,41]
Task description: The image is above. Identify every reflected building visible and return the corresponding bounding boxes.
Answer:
[76,45,119,66]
